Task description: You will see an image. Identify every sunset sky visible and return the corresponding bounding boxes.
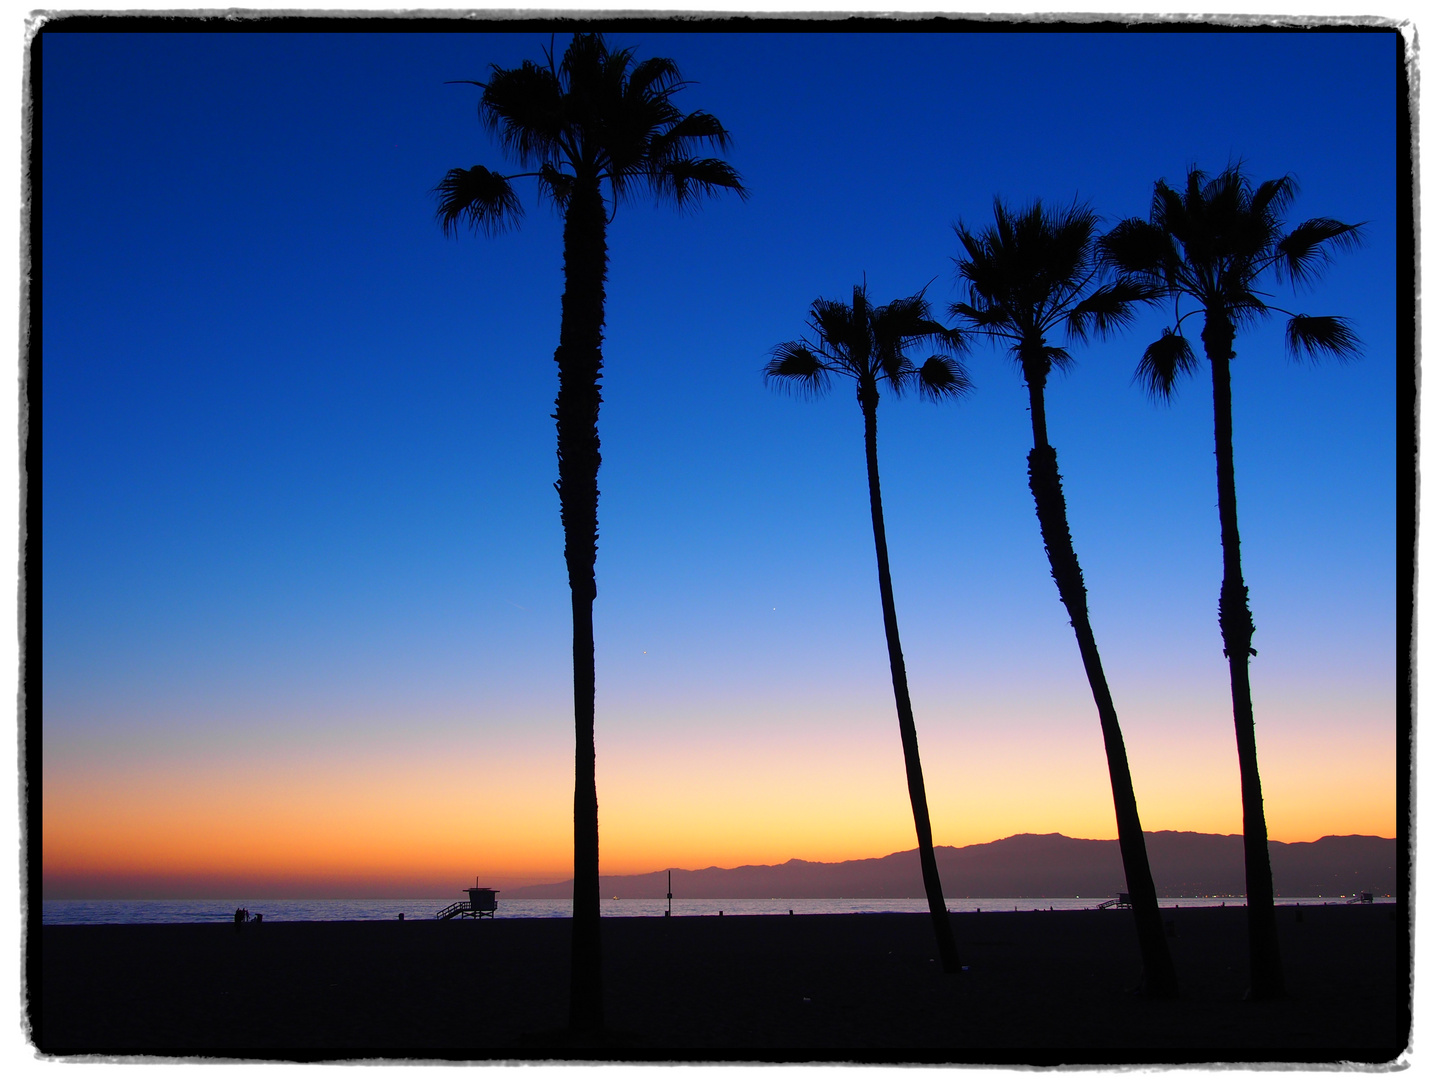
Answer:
[40,26,1400,898]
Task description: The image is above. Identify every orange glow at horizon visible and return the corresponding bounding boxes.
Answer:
[44,695,1396,898]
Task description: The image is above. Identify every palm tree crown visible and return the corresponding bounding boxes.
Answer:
[1100,164,1362,396]
[952,199,1155,394]
[436,34,746,236]
[766,284,968,403]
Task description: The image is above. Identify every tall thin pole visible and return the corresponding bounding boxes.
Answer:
[666,870,672,917]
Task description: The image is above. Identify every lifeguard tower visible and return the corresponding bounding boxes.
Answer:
[437,878,499,919]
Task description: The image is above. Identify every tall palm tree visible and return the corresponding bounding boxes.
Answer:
[1101,165,1362,1000]
[766,284,969,973]
[951,199,1178,998]
[435,33,745,1035]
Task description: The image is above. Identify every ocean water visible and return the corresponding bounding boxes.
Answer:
[39,895,1385,926]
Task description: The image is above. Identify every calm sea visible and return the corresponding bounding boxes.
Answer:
[39,895,1383,926]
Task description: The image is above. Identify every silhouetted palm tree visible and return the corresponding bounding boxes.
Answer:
[435,33,745,1035]
[951,199,1178,998]
[1101,165,1362,1000]
[767,284,969,973]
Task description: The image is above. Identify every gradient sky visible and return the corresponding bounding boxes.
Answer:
[40,26,1400,898]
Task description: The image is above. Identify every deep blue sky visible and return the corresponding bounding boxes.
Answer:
[41,28,1399,889]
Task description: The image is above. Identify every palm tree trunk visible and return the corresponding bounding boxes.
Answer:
[859,383,962,974]
[1023,375,1178,998]
[1201,314,1285,1001]
[555,176,607,1034]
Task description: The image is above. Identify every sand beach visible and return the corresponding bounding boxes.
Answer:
[35,904,1404,1063]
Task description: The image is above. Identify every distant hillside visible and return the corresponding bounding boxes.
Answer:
[506,832,1396,899]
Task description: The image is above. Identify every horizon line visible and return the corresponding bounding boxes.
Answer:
[42,829,1398,901]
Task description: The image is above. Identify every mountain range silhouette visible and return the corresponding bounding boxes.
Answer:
[506,832,1396,900]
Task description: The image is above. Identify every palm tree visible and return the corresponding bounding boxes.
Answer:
[766,283,969,973]
[1101,165,1362,1000]
[434,33,745,1036]
[951,199,1178,998]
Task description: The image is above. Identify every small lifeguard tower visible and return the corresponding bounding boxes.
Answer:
[437,877,499,919]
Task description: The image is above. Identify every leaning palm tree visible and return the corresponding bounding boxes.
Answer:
[435,33,745,1035]
[767,283,969,973]
[1101,165,1362,1000]
[951,199,1178,998]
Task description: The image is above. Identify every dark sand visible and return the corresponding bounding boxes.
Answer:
[36,905,1404,1062]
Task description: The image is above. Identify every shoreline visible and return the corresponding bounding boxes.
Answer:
[35,906,1404,1060]
[38,895,1395,927]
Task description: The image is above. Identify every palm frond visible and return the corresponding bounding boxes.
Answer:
[536,163,574,211]
[1226,290,1272,328]
[871,290,929,338]
[479,60,566,168]
[1250,173,1299,222]
[559,33,611,87]
[625,54,684,103]
[1153,180,1192,249]
[953,222,991,269]
[560,35,630,141]
[810,297,861,367]
[949,300,1012,333]
[1201,166,1248,223]
[1042,201,1101,282]
[646,157,747,212]
[1098,218,1172,279]
[911,355,972,400]
[648,110,734,164]
[873,292,965,364]
[1274,218,1365,285]
[1066,279,1161,341]
[1284,315,1362,363]
[926,322,970,354]
[434,165,524,237]
[1042,345,1074,374]
[1135,329,1197,400]
[873,308,923,386]
[849,285,875,373]
[765,342,832,397]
